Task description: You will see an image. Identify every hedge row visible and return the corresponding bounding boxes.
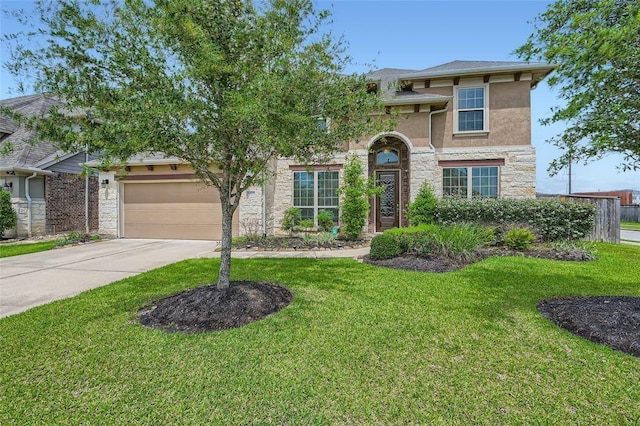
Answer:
[435,198,596,241]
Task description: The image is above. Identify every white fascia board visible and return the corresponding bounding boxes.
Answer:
[384,95,452,106]
[0,166,54,176]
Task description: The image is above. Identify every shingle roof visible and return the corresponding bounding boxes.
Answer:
[0,94,65,170]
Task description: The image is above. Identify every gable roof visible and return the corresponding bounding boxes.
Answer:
[398,60,555,85]
[0,94,68,174]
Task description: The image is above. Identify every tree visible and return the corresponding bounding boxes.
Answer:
[338,155,380,240]
[516,0,640,174]
[3,0,388,288]
[0,189,17,238]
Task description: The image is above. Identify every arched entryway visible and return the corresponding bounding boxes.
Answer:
[368,136,410,232]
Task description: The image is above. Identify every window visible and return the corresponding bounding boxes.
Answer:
[443,166,499,198]
[455,86,488,133]
[376,149,399,165]
[293,170,339,223]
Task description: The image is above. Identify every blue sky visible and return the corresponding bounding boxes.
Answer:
[2,0,639,193]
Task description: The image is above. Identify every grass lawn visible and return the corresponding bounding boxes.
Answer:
[621,221,640,231]
[0,240,58,258]
[1,244,638,424]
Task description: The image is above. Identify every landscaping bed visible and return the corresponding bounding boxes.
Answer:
[232,235,368,251]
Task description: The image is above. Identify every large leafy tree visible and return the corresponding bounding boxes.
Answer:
[516,0,640,174]
[3,0,388,287]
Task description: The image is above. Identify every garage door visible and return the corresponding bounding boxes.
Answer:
[122,181,238,240]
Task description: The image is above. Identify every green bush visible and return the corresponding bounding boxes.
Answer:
[431,224,495,260]
[436,198,596,241]
[298,219,314,229]
[317,210,335,232]
[369,233,404,260]
[0,189,17,238]
[281,207,301,231]
[504,227,535,250]
[339,155,381,240]
[406,182,437,225]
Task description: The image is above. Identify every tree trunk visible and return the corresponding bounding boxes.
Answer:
[217,199,234,289]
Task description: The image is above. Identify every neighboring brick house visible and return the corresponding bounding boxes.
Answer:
[96,60,554,240]
[0,94,99,238]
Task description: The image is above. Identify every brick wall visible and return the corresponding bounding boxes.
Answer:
[45,173,99,233]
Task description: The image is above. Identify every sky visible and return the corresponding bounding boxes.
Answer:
[1,0,639,194]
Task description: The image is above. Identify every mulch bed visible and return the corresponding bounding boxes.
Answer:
[538,297,640,357]
[137,281,293,333]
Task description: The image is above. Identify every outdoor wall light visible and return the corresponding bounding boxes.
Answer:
[101,179,109,188]
[2,182,12,191]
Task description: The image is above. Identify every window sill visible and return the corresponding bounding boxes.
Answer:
[453,131,490,137]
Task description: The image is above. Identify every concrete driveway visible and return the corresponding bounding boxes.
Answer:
[0,239,219,319]
[621,229,640,246]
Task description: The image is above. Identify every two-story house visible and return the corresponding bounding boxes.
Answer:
[96,60,554,240]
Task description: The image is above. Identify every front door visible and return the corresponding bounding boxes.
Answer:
[376,170,399,231]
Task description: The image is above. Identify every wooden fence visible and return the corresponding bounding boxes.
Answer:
[621,205,640,222]
[538,194,620,243]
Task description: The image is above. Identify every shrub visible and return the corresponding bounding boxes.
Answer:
[303,231,335,245]
[369,233,404,260]
[339,155,381,240]
[317,210,335,232]
[281,207,301,231]
[432,224,495,260]
[551,239,598,261]
[504,227,535,250]
[0,189,17,238]
[406,182,437,225]
[298,219,314,229]
[385,224,440,255]
[436,198,596,241]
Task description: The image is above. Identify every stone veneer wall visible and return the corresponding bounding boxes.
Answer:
[266,145,535,236]
[238,185,264,236]
[6,199,46,238]
[97,170,119,238]
[433,146,537,199]
[45,173,99,234]
[268,152,361,235]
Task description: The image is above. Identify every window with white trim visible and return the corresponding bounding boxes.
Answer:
[455,86,488,133]
[293,170,339,223]
[443,166,499,198]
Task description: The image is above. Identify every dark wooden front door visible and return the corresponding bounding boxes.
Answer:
[376,170,399,231]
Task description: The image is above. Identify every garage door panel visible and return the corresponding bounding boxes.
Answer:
[122,182,237,240]
[124,182,221,204]
[125,204,223,225]
[124,223,225,240]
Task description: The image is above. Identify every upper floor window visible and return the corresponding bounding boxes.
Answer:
[376,149,399,165]
[455,86,488,133]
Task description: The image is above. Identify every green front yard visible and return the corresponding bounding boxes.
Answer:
[0,240,58,258]
[621,221,640,231]
[1,244,638,424]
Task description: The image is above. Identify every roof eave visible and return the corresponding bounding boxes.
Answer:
[383,96,452,106]
[397,63,557,80]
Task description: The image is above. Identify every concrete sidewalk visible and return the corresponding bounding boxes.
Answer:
[0,239,368,318]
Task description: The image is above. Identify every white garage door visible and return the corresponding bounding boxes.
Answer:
[122,181,237,240]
